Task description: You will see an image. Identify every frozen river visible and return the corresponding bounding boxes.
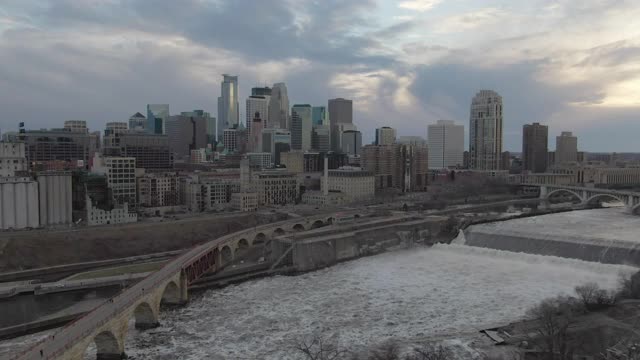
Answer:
[2,208,637,359]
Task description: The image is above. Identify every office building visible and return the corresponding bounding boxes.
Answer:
[280,151,304,173]
[103,132,172,169]
[469,90,503,170]
[246,152,272,169]
[20,127,92,169]
[341,130,362,156]
[105,122,128,136]
[427,120,464,169]
[0,142,28,177]
[375,127,397,145]
[252,87,272,96]
[398,136,427,146]
[312,106,328,126]
[361,144,428,192]
[291,104,313,151]
[166,114,208,162]
[147,104,169,135]
[312,125,330,152]
[64,120,88,133]
[556,131,578,165]
[329,98,353,151]
[180,110,215,145]
[223,128,239,152]
[262,128,291,164]
[336,123,357,152]
[247,95,269,137]
[522,122,549,173]
[217,74,239,140]
[129,112,146,132]
[249,112,264,153]
[321,167,375,202]
[268,83,289,129]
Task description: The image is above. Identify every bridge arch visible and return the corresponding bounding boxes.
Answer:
[546,189,584,202]
[292,223,305,232]
[161,281,181,305]
[585,194,625,206]
[273,228,285,236]
[253,232,267,244]
[221,245,233,264]
[235,238,249,257]
[133,301,159,329]
[632,203,640,215]
[326,217,334,225]
[311,220,324,229]
[89,330,122,359]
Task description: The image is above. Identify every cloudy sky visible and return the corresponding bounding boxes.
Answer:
[1,0,639,151]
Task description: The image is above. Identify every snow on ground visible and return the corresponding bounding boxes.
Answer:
[118,244,634,360]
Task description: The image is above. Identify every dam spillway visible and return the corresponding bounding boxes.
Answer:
[462,208,640,265]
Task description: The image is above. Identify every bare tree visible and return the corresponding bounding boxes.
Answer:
[575,282,616,311]
[526,296,581,360]
[368,342,401,360]
[619,270,640,299]
[293,335,349,360]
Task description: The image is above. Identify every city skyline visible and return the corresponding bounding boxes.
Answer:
[1,1,639,152]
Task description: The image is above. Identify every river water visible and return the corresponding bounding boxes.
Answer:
[1,208,636,360]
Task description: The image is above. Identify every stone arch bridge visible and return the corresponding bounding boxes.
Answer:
[12,212,364,360]
[535,184,640,214]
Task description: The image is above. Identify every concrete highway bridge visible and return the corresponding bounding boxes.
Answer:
[12,212,364,360]
[534,184,640,214]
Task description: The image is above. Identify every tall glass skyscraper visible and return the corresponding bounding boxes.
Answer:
[312,106,328,126]
[291,104,313,151]
[146,104,169,135]
[217,74,239,141]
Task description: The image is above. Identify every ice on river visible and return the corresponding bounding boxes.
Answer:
[119,243,634,360]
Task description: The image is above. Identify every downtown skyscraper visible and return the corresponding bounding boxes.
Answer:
[217,74,239,141]
[522,122,548,173]
[268,83,289,129]
[428,120,464,169]
[469,90,503,170]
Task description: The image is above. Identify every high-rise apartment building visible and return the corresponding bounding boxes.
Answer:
[329,98,353,151]
[147,104,169,135]
[128,112,146,132]
[522,122,549,173]
[269,83,289,129]
[556,131,578,165]
[375,127,397,145]
[291,104,313,151]
[469,90,503,170]
[341,130,362,156]
[427,120,464,169]
[246,95,269,135]
[166,114,208,161]
[217,74,239,140]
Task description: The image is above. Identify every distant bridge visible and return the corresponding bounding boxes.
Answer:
[533,184,640,214]
[13,212,364,360]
